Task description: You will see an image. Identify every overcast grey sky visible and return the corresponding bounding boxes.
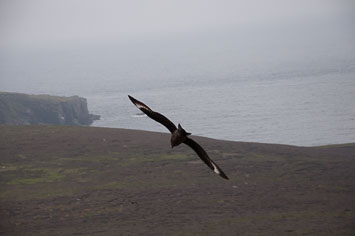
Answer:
[0,0,353,49]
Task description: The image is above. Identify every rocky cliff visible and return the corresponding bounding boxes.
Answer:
[0,92,100,125]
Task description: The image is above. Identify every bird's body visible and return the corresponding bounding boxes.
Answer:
[171,124,191,148]
[128,95,228,180]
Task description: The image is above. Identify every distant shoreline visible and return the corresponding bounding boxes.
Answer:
[0,92,100,126]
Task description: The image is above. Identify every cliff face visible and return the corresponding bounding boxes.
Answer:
[0,92,100,125]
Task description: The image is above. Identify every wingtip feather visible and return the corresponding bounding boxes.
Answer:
[128,95,135,103]
[219,172,229,180]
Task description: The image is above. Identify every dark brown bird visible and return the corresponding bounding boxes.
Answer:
[128,95,228,180]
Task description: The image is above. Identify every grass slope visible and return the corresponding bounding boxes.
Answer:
[0,125,354,235]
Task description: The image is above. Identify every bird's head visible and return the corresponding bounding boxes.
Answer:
[178,124,191,136]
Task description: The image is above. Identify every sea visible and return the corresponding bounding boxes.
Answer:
[1,26,355,146]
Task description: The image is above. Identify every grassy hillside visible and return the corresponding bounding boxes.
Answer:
[0,125,354,235]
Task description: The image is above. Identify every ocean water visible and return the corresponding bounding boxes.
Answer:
[1,28,355,146]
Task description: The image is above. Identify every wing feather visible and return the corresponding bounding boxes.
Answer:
[128,95,177,133]
[184,137,229,180]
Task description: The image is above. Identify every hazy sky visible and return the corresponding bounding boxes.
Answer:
[0,0,353,49]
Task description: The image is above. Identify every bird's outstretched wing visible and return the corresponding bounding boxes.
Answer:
[183,137,229,180]
[128,95,177,133]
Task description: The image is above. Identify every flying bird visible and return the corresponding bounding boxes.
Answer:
[128,95,229,180]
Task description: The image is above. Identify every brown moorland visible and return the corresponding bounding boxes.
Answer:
[0,125,354,235]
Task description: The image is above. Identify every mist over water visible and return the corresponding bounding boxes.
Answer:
[1,25,355,146]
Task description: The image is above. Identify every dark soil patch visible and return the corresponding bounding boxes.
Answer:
[0,125,354,235]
